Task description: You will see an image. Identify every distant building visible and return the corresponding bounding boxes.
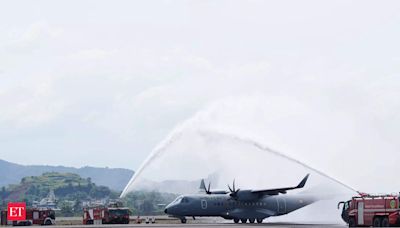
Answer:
[33,189,59,210]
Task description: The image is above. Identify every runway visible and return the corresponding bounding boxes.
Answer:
[52,217,346,228]
[48,223,345,228]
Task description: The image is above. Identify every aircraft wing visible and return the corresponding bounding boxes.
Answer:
[250,174,310,196]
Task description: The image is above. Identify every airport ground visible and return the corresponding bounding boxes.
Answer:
[48,223,346,228]
[52,216,346,228]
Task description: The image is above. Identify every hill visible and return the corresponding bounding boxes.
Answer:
[1,172,117,203]
[0,172,178,216]
[0,159,133,191]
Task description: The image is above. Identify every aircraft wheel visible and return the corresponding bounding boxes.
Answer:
[233,219,239,223]
[381,217,389,227]
[249,218,255,223]
[240,218,247,223]
[181,218,187,224]
[257,218,263,223]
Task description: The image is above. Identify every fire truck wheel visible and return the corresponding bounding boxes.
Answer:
[180,218,187,224]
[349,217,356,227]
[233,218,239,223]
[44,219,52,225]
[381,217,389,227]
[373,217,382,227]
[86,220,94,225]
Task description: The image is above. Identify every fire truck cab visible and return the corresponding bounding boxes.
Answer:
[339,194,400,227]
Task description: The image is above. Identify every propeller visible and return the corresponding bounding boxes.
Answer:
[200,179,229,195]
[201,180,212,194]
[228,179,240,198]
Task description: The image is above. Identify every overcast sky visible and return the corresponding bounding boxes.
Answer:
[1,1,400,174]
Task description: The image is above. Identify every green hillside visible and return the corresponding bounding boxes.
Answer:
[0,159,134,191]
[1,172,118,204]
[0,172,178,216]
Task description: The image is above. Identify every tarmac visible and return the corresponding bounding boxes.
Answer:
[48,224,346,228]
[50,217,346,228]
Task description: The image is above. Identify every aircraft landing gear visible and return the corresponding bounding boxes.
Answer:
[249,218,255,223]
[180,218,187,223]
[240,218,247,223]
[233,219,239,223]
[257,218,263,223]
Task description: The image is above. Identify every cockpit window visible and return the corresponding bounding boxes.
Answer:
[171,196,183,205]
[170,196,191,205]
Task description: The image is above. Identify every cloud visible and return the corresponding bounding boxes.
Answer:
[0,0,400,172]
[68,48,117,61]
[0,76,66,128]
[2,21,63,52]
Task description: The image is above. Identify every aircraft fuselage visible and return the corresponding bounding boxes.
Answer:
[164,192,316,222]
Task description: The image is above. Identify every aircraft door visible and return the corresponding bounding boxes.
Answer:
[201,199,207,209]
[277,198,286,214]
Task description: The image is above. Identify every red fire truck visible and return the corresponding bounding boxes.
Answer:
[0,208,55,226]
[338,194,400,227]
[83,206,129,225]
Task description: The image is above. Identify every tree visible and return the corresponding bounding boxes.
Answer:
[59,201,73,217]
[1,186,6,197]
[73,199,82,215]
[86,177,92,185]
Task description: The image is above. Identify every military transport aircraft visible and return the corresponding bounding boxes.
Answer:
[164,174,316,223]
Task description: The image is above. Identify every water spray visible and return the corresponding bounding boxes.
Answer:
[198,130,358,193]
[120,122,188,197]
[121,126,358,197]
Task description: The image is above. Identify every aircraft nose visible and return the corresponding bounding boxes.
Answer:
[164,205,171,214]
